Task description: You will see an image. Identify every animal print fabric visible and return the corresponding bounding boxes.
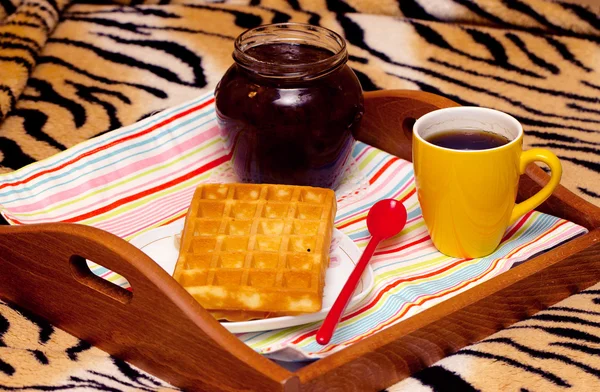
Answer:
[1,0,600,390]
[0,301,177,390]
[0,0,71,120]
[392,284,600,392]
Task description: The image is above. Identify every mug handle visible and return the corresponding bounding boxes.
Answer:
[510,148,562,225]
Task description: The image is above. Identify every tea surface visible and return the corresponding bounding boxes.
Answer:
[426,129,510,150]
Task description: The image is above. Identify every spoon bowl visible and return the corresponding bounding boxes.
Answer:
[367,199,408,240]
[316,198,408,345]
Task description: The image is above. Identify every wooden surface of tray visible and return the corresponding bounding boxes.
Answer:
[1,90,600,392]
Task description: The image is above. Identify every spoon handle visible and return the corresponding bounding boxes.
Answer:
[316,236,381,345]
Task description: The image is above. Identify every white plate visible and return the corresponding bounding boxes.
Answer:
[130,221,374,333]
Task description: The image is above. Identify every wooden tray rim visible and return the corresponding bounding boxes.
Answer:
[1,89,599,391]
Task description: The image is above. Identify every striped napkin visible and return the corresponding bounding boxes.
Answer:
[0,92,587,361]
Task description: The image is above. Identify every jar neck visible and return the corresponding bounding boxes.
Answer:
[233,23,348,81]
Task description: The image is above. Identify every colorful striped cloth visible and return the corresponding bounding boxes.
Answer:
[0,92,587,361]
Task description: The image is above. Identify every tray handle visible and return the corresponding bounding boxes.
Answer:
[356,90,460,162]
[0,223,299,392]
[357,90,600,230]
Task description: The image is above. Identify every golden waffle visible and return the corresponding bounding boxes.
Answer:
[173,183,336,313]
[175,233,293,321]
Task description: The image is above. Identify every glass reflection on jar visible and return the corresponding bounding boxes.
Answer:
[215,23,364,189]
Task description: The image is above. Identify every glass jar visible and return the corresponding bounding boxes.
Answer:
[215,23,364,189]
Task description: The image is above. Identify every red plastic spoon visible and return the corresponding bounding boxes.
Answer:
[316,198,408,345]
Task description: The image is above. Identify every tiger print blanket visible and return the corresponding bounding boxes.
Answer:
[1,0,600,390]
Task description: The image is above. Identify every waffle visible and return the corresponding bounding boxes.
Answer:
[173,183,336,314]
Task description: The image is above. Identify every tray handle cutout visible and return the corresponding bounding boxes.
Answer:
[70,255,133,304]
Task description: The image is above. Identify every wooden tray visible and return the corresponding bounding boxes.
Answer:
[2,90,600,392]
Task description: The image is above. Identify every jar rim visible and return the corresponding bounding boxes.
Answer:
[233,23,348,80]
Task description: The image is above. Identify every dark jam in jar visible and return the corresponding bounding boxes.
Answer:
[215,23,364,189]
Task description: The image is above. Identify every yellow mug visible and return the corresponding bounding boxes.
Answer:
[412,107,562,258]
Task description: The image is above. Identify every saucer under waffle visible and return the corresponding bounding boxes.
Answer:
[209,310,294,322]
[173,183,336,313]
